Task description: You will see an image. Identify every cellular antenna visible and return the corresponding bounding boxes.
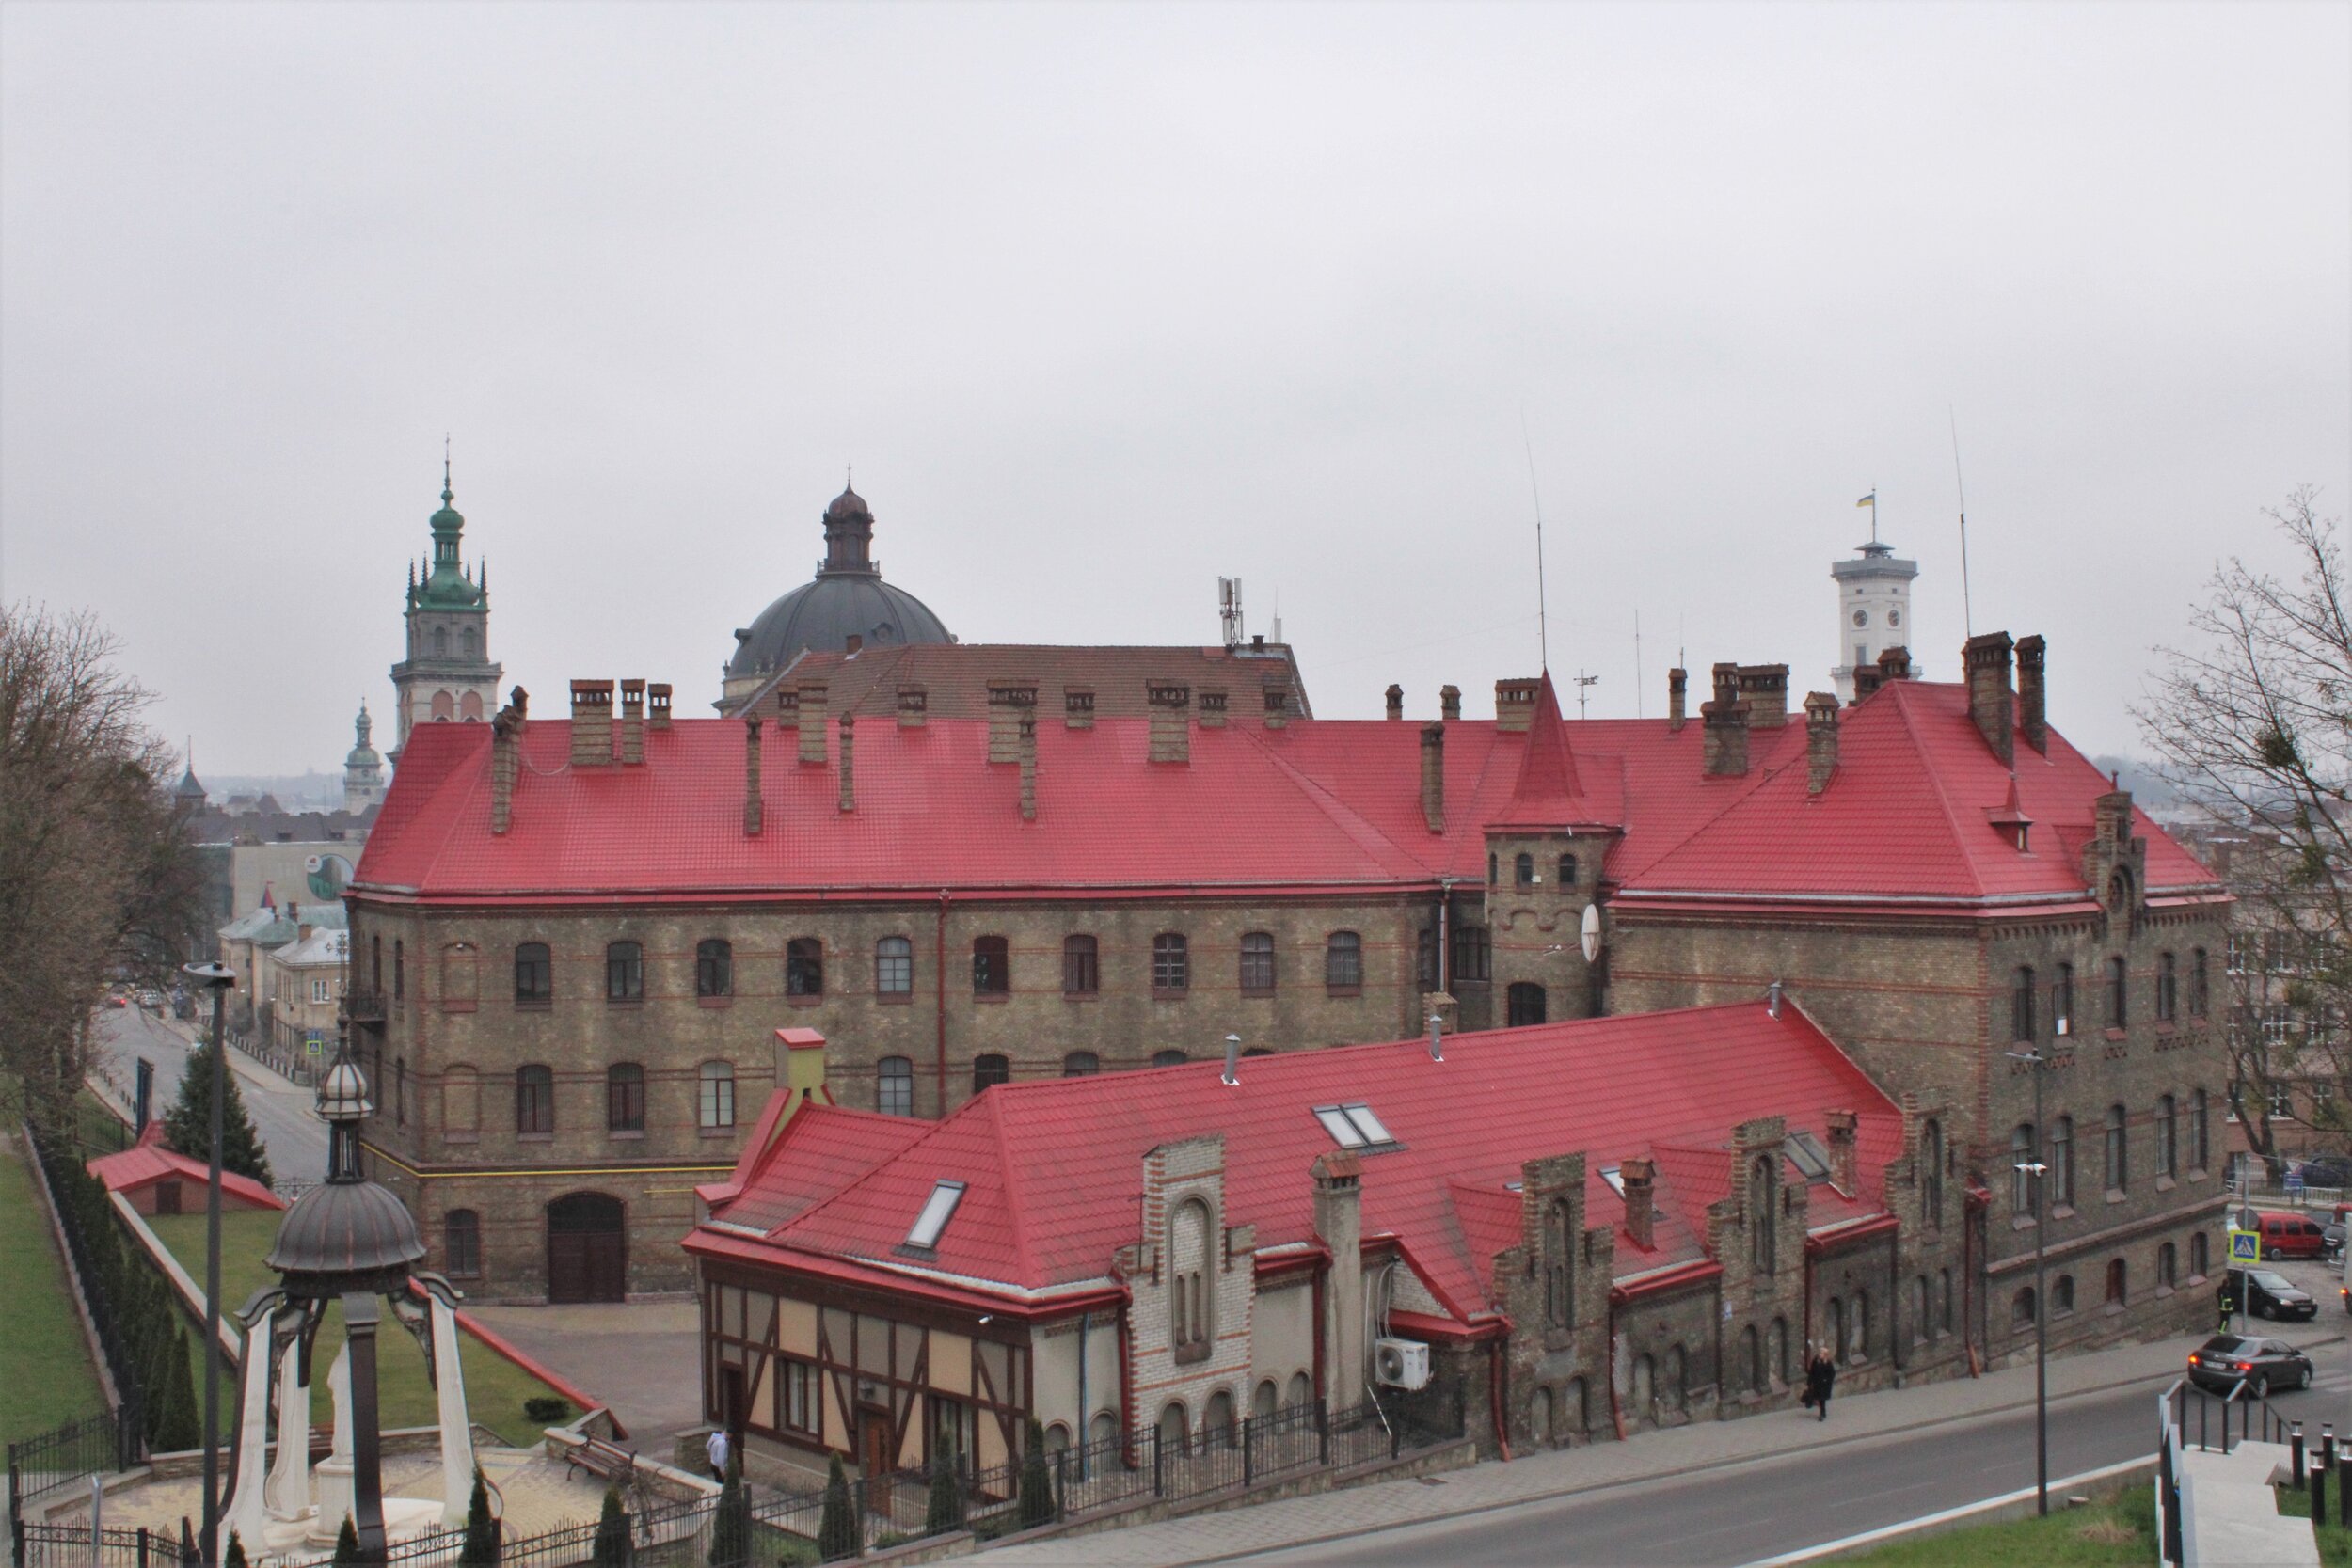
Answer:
[1521,412,1550,673]
[1949,407,1975,638]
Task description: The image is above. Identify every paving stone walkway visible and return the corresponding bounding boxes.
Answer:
[466,1300,703,1446]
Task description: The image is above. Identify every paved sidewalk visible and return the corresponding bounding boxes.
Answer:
[980,1329,2337,1567]
[467,1300,703,1447]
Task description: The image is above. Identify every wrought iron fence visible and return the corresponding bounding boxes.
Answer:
[14,1521,182,1568]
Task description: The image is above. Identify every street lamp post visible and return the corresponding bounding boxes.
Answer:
[183,960,235,1567]
[2007,1046,2050,1517]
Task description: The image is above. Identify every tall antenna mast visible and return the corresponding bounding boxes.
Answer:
[1949,407,1975,638]
[1521,412,1550,673]
[1633,610,1645,719]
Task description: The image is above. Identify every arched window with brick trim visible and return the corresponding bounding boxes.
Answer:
[1545,1198,1574,1328]
[1170,1198,1213,1363]
[1749,1156,1776,1275]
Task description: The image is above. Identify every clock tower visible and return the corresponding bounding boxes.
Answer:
[1830,537,1917,703]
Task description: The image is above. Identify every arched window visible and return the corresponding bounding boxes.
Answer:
[1662,1345,1687,1412]
[2053,962,2074,1036]
[1152,933,1189,994]
[1921,1119,1945,1226]
[1252,1380,1279,1421]
[1171,1198,1213,1361]
[2011,1287,2036,1329]
[1062,1051,1100,1077]
[1151,1050,1188,1069]
[513,942,551,1004]
[1063,935,1099,996]
[1042,1423,1072,1456]
[2052,1116,2074,1208]
[606,941,644,1002]
[1912,1275,1930,1342]
[1286,1371,1311,1408]
[1557,853,1578,888]
[1157,1402,1189,1456]
[431,689,454,721]
[1325,931,1362,993]
[371,934,383,994]
[1630,1354,1655,1421]
[685,1062,729,1131]
[1564,1376,1589,1432]
[2106,956,2128,1028]
[2054,1275,2075,1314]
[786,937,823,997]
[1487,851,1497,886]
[1545,1198,1574,1328]
[2191,1231,2209,1279]
[394,1058,406,1126]
[1239,932,1276,994]
[2156,952,2178,1022]
[972,1054,1010,1093]
[1090,1410,1119,1448]
[2010,1122,2036,1212]
[696,939,733,999]
[2011,967,2037,1041]
[1527,1386,1552,1445]
[440,942,478,1008]
[607,1063,645,1132]
[1749,1156,1777,1275]
[2191,1089,2210,1171]
[516,1064,554,1135]
[393,939,405,1003]
[973,935,1010,995]
[1202,1389,1236,1449]
[2158,1242,2177,1289]
[1740,1325,1761,1392]
[2156,1094,2178,1180]
[1849,1291,1869,1361]
[2105,1258,2127,1307]
[1507,982,1548,1027]
[441,1064,479,1140]
[874,937,911,996]
[1769,1319,1789,1386]
[868,1056,912,1117]
[2191,948,2211,1017]
[444,1210,482,1277]
[459,690,483,721]
[2104,1104,2128,1193]
[1515,852,1535,886]
[461,626,478,657]
[1940,1271,1954,1333]
[433,626,449,657]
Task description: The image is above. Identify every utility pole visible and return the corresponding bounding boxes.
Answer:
[2007,1045,2050,1516]
[183,961,235,1566]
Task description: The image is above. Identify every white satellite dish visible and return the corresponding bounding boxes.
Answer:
[1580,901,1602,962]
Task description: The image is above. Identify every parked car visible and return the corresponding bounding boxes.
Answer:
[2299,1156,2352,1189]
[2187,1334,2314,1397]
[2229,1267,2319,1322]
[2258,1211,2332,1260]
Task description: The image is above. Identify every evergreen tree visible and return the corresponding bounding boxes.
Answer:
[151,1325,202,1452]
[817,1456,856,1563]
[591,1485,631,1568]
[162,1043,273,1188]
[331,1515,359,1568]
[922,1455,963,1537]
[707,1444,749,1568]
[1016,1420,1054,1529]
[459,1467,500,1566]
[224,1529,249,1568]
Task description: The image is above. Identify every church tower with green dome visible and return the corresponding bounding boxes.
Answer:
[389,462,502,760]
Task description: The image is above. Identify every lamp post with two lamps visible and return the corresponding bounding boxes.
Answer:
[2006,1044,2051,1518]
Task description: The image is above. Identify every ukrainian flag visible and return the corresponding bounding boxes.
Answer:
[1856,490,1876,508]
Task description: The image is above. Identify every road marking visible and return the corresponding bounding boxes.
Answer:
[1736,1455,2156,1566]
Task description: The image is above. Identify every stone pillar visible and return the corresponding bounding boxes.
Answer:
[431,1294,475,1528]
[266,1330,310,1520]
[307,1345,355,1546]
[224,1307,275,1549]
[1313,1152,1365,1410]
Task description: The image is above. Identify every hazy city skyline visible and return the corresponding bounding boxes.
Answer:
[3,2,2345,772]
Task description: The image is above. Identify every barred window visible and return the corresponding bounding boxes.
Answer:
[516,1065,554,1135]
[2104,1104,2127,1193]
[696,939,733,999]
[606,941,644,1003]
[787,937,824,997]
[1239,932,1276,994]
[1326,932,1362,992]
[972,1054,1010,1093]
[1062,935,1099,996]
[1452,924,1491,983]
[607,1063,645,1132]
[515,942,551,1005]
[877,1056,914,1117]
[444,1210,481,1278]
[1152,933,1189,993]
[973,936,1010,996]
[1062,1051,1099,1077]
[874,937,913,996]
[2010,966,2036,1042]
[699,1060,737,1129]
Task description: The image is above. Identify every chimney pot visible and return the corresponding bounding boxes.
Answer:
[1148,682,1192,763]
[1826,1110,1858,1194]
[1495,678,1541,734]
[1018,713,1038,820]
[1963,632,2015,767]
[798,682,829,765]
[1221,1033,1241,1085]
[989,680,1038,761]
[898,683,928,728]
[845,633,862,656]
[1878,645,1913,682]
[1198,688,1229,729]
[2016,635,2047,754]
[1385,684,1405,721]
[1263,685,1292,730]
[1702,665,1750,776]
[1620,1156,1656,1248]
[743,717,764,835]
[837,715,856,813]
[1420,721,1445,833]
[647,683,673,730]
[1804,691,1840,794]
[1737,664,1790,728]
[1667,667,1688,731]
[1064,685,1095,730]
[618,679,646,765]
[568,680,615,767]
[489,689,523,833]
[1251,634,1265,652]
[1439,685,1461,721]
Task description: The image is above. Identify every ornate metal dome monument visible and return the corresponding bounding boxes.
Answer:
[218,1036,478,1563]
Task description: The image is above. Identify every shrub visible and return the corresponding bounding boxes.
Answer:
[524,1396,572,1424]
[331,1516,360,1568]
[151,1325,202,1452]
[224,1531,248,1568]
[1017,1420,1055,1529]
[817,1456,857,1562]
[459,1468,499,1566]
[592,1486,632,1568]
[923,1458,964,1536]
[708,1446,750,1568]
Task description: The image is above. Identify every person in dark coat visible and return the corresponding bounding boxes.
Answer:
[1805,1344,1837,1420]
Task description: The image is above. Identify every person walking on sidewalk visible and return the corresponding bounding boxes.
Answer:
[1805,1344,1837,1421]
[707,1425,730,1482]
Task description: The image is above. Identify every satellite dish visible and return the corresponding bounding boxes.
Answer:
[1580,901,1602,963]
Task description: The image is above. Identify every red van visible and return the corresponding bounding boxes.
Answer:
[2259,1212,2330,1260]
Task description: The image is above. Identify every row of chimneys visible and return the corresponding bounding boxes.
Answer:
[564,679,675,768]
[1614,1111,1857,1248]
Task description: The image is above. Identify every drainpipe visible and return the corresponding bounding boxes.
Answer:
[1963,1196,1983,1376]
[1075,1310,1089,1477]
[1117,1292,1136,1468]
[1438,879,1454,997]
[1889,1222,1905,1380]
[934,891,950,1116]
[1605,1292,1627,1441]
[1488,1335,1514,1460]
[1311,1263,1327,1406]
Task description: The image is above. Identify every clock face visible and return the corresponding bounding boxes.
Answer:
[1852,610,1868,628]
[1889,610,1901,627]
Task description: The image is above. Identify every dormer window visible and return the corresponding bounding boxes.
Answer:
[1785,1132,1834,1184]
[906,1180,967,1250]
[1313,1102,1397,1150]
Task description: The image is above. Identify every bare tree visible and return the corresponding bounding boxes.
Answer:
[2139,488,2352,1164]
[0,606,199,1135]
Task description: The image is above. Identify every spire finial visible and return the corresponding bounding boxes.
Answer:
[442,435,453,505]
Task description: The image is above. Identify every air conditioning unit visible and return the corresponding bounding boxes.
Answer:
[1373,1338,1431,1391]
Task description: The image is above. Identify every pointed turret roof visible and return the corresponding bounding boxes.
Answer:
[1487,673,1618,831]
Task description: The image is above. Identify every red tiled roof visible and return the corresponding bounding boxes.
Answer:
[87,1125,284,1211]
[692,1002,1905,1323]
[358,678,2218,910]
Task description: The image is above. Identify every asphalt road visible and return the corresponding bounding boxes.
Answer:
[1246,1331,2352,1567]
[88,1004,328,1181]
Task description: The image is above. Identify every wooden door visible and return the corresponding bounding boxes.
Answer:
[859,1409,895,1517]
[547,1193,628,1303]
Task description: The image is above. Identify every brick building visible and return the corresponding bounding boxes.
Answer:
[685,1006,1979,1481]
[345,631,2228,1348]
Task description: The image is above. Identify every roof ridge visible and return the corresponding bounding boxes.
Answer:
[986,1092,1042,1284]
[774,1101,979,1244]
[1886,681,1994,901]
[1230,722,1444,879]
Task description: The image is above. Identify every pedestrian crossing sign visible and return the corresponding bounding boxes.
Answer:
[2230,1228,2261,1264]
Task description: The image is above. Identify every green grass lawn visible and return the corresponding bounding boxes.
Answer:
[146,1211,569,1448]
[2274,1481,2352,1565]
[1837,1489,2157,1566]
[0,1136,108,1445]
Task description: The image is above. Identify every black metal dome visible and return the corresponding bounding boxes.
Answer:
[267,1180,426,1300]
[726,486,954,680]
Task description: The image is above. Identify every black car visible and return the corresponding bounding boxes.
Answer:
[2230,1267,2321,1322]
[2188,1333,2315,1396]
[2300,1156,2352,1189]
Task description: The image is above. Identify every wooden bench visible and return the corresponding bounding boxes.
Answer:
[565,1435,637,1486]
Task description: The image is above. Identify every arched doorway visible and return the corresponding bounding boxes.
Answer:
[547,1192,627,1303]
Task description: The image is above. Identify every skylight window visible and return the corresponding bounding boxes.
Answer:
[905,1180,966,1250]
[1785,1132,1833,1183]
[1312,1103,1397,1150]
[1599,1165,1625,1196]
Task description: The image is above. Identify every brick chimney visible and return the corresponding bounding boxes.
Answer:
[1702,664,1749,776]
[1496,678,1541,734]
[1963,631,2015,767]
[798,682,829,764]
[569,680,613,767]
[1668,668,1687,732]
[618,680,645,764]
[1738,664,1790,728]
[1148,682,1192,763]
[489,689,525,834]
[1311,1151,1365,1410]
[1851,662,1883,703]
[988,680,1036,761]
[1804,691,1839,795]
[773,686,799,729]
[647,683,672,730]
[1385,684,1405,721]
[1439,685,1462,721]
[1825,1110,1858,1195]
[1199,688,1229,729]
[1877,645,1912,683]
[1620,1156,1655,1249]
[1064,686,1095,730]
[1018,713,1038,820]
[1263,685,1292,730]
[2015,634,2047,754]
[897,684,928,728]
[743,717,764,836]
[1421,721,1445,833]
[837,715,855,813]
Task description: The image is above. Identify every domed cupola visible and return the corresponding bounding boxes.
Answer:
[725,483,955,687]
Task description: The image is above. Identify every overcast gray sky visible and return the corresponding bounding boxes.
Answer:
[4,1,2346,773]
